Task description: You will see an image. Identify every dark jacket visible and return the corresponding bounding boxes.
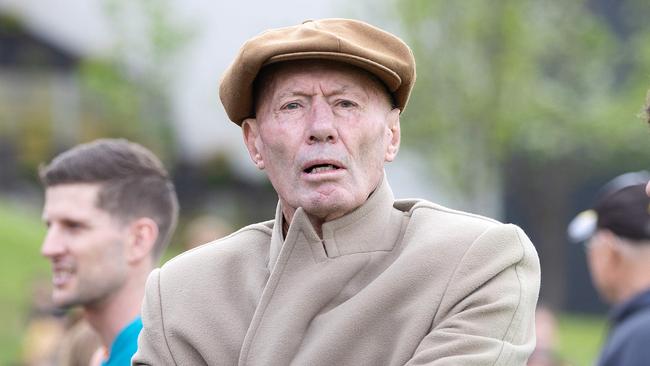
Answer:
[597,288,650,366]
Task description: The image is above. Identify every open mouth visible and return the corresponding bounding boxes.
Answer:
[304,163,342,174]
[52,269,73,287]
[51,263,75,287]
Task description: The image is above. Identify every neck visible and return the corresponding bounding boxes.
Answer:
[83,266,149,349]
[285,208,386,239]
[613,250,650,304]
[616,274,650,304]
[279,186,382,239]
[281,207,327,238]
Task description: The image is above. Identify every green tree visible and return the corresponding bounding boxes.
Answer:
[385,0,647,210]
[77,0,195,162]
[359,0,650,308]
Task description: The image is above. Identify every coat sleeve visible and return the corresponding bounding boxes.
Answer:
[132,268,177,365]
[405,224,541,365]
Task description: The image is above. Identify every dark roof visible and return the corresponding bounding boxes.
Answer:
[0,12,79,70]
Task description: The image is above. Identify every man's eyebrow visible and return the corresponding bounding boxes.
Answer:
[273,84,370,101]
[326,87,371,101]
[45,214,89,225]
[276,90,314,99]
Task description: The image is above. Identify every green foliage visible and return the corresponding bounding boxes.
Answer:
[76,0,196,163]
[78,58,176,162]
[0,200,48,365]
[557,313,607,366]
[0,0,195,184]
[0,13,22,32]
[389,0,650,195]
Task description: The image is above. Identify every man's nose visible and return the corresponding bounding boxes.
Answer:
[307,99,338,144]
[41,228,66,258]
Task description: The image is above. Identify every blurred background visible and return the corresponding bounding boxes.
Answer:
[1,0,649,364]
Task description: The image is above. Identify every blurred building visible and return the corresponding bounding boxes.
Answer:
[0,12,81,191]
[0,0,447,211]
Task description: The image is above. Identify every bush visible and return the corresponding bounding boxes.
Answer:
[0,199,48,364]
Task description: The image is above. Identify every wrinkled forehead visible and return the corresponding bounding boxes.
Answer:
[253,60,392,110]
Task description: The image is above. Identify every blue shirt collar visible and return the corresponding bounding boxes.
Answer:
[101,316,143,366]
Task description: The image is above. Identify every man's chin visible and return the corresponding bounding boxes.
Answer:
[51,292,79,309]
[303,199,356,222]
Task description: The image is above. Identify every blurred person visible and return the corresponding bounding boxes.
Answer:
[20,278,101,366]
[57,316,102,366]
[39,139,178,365]
[527,305,568,366]
[135,18,540,365]
[568,171,650,366]
[21,313,65,366]
[183,214,232,250]
[20,277,66,366]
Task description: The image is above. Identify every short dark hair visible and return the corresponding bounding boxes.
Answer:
[39,138,179,260]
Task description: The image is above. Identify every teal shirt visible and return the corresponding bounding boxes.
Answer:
[102,316,142,366]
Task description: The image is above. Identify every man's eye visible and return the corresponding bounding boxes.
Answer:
[63,221,83,231]
[283,102,301,110]
[338,100,356,108]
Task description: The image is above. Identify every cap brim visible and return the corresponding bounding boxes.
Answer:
[266,51,402,92]
[567,209,597,243]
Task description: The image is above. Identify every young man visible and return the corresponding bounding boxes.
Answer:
[569,172,650,366]
[40,138,178,365]
[135,18,540,365]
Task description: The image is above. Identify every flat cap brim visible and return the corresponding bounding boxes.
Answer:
[219,18,416,125]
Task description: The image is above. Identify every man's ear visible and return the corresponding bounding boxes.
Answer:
[601,230,625,266]
[126,217,158,264]
[384,108,401,162]
[242,118,264,170]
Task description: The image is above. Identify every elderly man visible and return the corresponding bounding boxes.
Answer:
[135,18,540,365]
[40,139,178,365]
[569,172,650,366]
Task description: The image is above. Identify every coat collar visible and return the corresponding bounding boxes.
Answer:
[268,174,402,271]
[609,287,650,325]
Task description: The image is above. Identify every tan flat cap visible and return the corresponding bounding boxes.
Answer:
[219,18,416,125]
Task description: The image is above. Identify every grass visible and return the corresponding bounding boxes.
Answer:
[557,313,607,366]
[0,198,48,365]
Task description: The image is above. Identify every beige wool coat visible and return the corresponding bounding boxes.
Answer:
[133,177,540,365]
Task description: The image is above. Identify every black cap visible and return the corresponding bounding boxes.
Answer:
[568,171,650,242]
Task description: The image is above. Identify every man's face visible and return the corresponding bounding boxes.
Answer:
[585,231,617,303]
[243,61,400,222]
[41,183,129,309]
